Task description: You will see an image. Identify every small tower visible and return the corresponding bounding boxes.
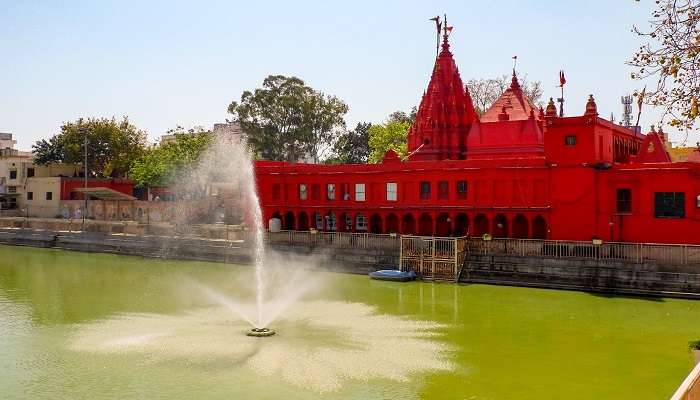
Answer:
[584,94,598,116]
[545,98,557,117]
[620,95,633,127]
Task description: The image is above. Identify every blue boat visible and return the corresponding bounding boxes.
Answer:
[369,269,417,282]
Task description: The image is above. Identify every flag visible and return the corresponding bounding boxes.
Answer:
[559,70,566,87]
[446,26,453,33]
[429,16,439,22]
[512,55,517,60]
[637,86,646,110]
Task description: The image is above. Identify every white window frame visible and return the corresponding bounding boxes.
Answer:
[355,183,366,202]
[386,182,397,201]
[356,214,367,231]
[327,183,336,200]
[299,184,308,200]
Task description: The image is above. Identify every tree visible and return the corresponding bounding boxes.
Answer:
[227,75,348,163]
[129,127,213,187]
[467,75,544,115]
[32,117,146,178]
[368,119,411,163]
[326,122,372,164]
[629,0,700,131]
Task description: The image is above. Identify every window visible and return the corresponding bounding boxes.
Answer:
[311,184,320,200]
[315,213,323,229]
[27,168,35,178]
[45,192,53,200]
[356,214,367,231]
[272,184,281,200]
[438,181,449,200]
[420,181,431,200]
[616,188,632,213]
[345,214,353,230]
[697,194,700,208]
[456,180,468,200]
[355,183,366,201]
[8,186,16,193]
[299,184,308,200]
[386,182,397,201]
[565,135,577,146]
[654,192,685,218]
[27,191,33,200]
[327,184,336,200]
[9,170,17,180]
[342,183,350,200]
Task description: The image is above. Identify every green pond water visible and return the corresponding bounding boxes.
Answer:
[1,244,699,399]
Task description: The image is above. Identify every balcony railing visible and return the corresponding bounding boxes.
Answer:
[670,361,700,400]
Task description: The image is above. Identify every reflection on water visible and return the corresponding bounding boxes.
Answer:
[71,301,452,393]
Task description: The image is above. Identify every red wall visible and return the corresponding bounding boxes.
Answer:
[60,178,134,200]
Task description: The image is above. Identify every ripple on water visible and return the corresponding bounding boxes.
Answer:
[70,300,453,393]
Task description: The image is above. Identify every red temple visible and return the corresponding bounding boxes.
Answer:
[255,28,700,245]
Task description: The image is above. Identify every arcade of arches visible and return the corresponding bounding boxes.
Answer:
[269,210,549,239]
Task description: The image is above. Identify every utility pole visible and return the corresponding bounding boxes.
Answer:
[83,127,88,223]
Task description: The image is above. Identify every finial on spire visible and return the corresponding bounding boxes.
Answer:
[429,15,442,57]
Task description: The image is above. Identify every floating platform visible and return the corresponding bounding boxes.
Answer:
[369,269,417,282]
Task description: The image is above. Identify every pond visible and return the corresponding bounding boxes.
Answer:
[0,244,698,399]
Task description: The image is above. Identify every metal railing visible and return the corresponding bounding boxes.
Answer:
[670,361,700,400]
[466,238,700,266]
[267,230,401,251]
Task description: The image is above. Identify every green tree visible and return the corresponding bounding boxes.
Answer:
[368,119,411,163]
[227,75,348,163]
[129,127,213,187]
[629,0,700,131]
[32,117,146,178]
[326,122,372,164]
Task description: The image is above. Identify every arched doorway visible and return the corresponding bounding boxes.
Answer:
[313,212,323,230]
[402,214,416,235]
[325,212,337,231]
[532,215,547,239]
[341,213,352,232]
[473,214,489,236]
[418,213,433,236]
[512,214,528,238]
[370,213,383,234]
[435,213,451,236]
[454,213,469,236]
[298,212,309,231]
[284,211,295,230]
[385,213,399,234]
[492,214,508,238]
[271,211,282,229]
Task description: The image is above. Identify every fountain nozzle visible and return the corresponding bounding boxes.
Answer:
[246,327,276,337]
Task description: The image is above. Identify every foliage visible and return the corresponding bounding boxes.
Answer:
[629,0,700,131]
[326,122,372,164]
[32,117,146,178]
[467,74,544,115]
[689,339,700,350]
[128,127,213,187]
[227,75,348,163]
[368,119,411,163]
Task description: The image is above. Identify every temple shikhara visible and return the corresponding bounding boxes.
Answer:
[255,23,700,245]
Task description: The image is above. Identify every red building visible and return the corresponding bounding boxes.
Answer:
[255,28,700,245]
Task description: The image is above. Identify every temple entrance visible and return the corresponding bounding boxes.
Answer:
[493,214,508,238]
[532,215,547,239]
[285,211,295,230]
[298,212,309,231]
[473,214,489,236]
[385,213,399,234]
[512,214,528,238]
[370,213,383,234]
[436,213,451,236]
[454,213,469,236]
[418,213,433,236]
[402,214,416,235]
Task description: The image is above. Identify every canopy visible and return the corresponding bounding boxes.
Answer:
[72,187,135,201]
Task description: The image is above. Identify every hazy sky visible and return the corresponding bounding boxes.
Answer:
[2,0,697,151]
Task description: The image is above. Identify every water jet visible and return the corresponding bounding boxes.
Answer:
[246,327,276,337]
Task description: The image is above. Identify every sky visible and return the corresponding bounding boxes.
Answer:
[1,0,698,151]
